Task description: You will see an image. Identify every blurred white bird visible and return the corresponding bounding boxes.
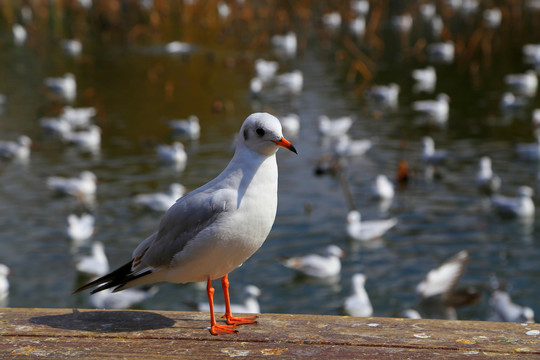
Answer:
[62,106,96,128]
[483,8,502,28]
[198,285,261,314]
[344,273,373,317]
[64,124,101,151]
[44,73,76,102]
[76,241,109,277]
[491,186,535,219]
[254,59,279,82]
[412,66,436,93]
[90,286,159,309]
[318,115,353,137]
[504,70,538,97]
[368,83,400,107]
[156,142,187,169]
[371,174,395,200]
[427,41,455,64]
[322,11,342,30]
[169,115,200,140]
[0,135,31,161]
[280,113,300,139]
[271,31,297,57]
[422,136,447,164]
[412,93,450,125]
[12,24,27,46]
[346,210,397,242]
[391,13,413,33]
[164,41,192,55]
[61,39,82,56]
[67,213,95,245]
[351,0,369,16]
[133,183,186,212]
[39,116,72,138]
[282,245,344,278]
[250,77,263,97]
[476,156,501,195]
[47,171,97,198]
[276,70,303,94]
[500,92,528,115]
[0,264,10,307]
[334,135,372,157]
[349,16,366,37]
[489,290,535,323]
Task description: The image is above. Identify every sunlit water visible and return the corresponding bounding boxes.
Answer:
[0,3,539,323]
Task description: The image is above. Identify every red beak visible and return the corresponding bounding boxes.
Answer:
[273,137,297,154]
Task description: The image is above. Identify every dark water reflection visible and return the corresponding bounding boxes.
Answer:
[0,1,539,322]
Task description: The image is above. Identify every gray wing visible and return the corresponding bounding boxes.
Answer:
[132,187,237,270]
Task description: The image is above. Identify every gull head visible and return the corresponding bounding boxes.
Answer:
[346,210,361,224]
[239,113,297,156]
[325,245,345,258]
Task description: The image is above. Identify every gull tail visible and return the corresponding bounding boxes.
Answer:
[73,260,152,294]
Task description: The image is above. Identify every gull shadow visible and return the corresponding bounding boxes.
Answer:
[29,309,175,333]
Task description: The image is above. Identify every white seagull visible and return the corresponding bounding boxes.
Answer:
[47,171,97,198]
[39,116,72,138]
[489,290,535,323]
[254,59,279,82]
[344,273,373,317]
[491,186,535,219]
[67,213,95,246]
[422,136,447,164]
[427,41,455,64]
[61,39,82,56]
[198,285,261,314]
[75,241,110,277]
[74,112,297,336]
[157,142,187,164]
[0,264,10,307]
[64,124,101,151]
[346,210,398,242]
[133,183,187,212]
[476,156,501,195]
[271,31,297,57]
[62,106,96,128]
[516,131,540,161]
[0,135,31,161]
[169,115,200,140]
[371,174,395,200]
[412,66,436,93]
[276,70,303,94]
[12,24,27,46]
[279,113,300,139]
[44,73,76,102]
[334,135,372,157]
[504,70,538,97]
[318,115,353,137]
[368,83,400,107]
[412,93,450,125]
[282,245,344,278]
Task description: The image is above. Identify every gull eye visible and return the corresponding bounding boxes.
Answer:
[256,128,265,137]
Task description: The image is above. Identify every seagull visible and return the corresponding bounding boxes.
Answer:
[504,70,538,97]
[416,250,476,320]
[476,156,501,195]
[346,210,398,242]
[90,286,159,310]
[133,183,187,212]
[12,24,27,46]
[0,264,11,307]
[349,16,366,37]
[44,73,76,102]
[412,66,436,93]
[254,59,279,82]
[412,93,450,125]
[250,77,263,97]
[61,39,82,56]
[279,114,300,139]
[282,245,344,278]
[169,115,200,140]
[489,290,535,323]
[343,273,373,317]
[322,11,342,30]
[47,171,97,198]
[67,213,95,246]
[39,116,72,138]
[164,41,192,55]
[422,136,447,164]
[275,70,303,94]
[368,83,400,107]
[75,241,110,277]
[74,112,297,335]
[271,31,297,57]
[156,142,187,169]
[491,186,535,219]
[427,41,455,64]
[334,135,372,157]
[371,174,395,200]
[0,135,31,161]
[64,124,101,151]
[318,115,353,137]
[198,285,261,314]
[482,8,502,29]
[500,92,528,115]
[61,106,96,128]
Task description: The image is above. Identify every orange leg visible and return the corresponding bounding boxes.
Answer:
[206,278,237,335]
[221,274,258,326]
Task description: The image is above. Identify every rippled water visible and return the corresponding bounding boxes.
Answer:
[0,2,539,322]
